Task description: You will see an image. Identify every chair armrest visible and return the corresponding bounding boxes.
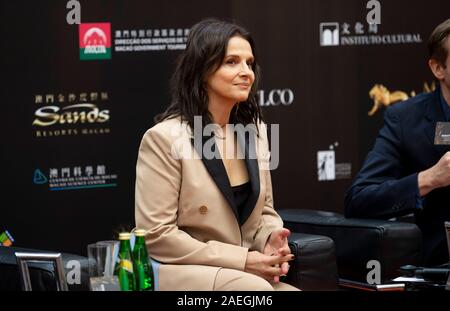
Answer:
[286,232,339,290]
[0,246,90,291]
[279,209,422,283]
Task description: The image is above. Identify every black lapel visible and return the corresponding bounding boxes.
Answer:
[236,128,260,225]
[191,134,238,220]
[424,88,449,157]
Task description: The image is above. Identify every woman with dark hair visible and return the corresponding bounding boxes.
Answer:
[135,18,297,291]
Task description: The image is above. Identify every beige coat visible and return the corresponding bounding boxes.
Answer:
[135,117,283,290]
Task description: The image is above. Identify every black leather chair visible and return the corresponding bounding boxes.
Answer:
[1,234,339,291]
[279,209,423,284]
[286,233,338,290]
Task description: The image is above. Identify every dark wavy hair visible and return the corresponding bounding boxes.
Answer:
[155,18,263,131]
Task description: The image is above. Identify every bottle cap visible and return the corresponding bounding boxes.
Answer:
[118,232,131,240]
[134,229,146,237]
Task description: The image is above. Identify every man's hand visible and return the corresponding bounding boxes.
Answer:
[419,151,450,196]
[263,228,293,283]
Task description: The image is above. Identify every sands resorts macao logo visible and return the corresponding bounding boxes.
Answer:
[79,23,111,60]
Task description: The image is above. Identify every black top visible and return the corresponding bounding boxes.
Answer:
[232,181,251,223]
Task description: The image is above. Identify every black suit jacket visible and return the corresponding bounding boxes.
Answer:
[345,88,450,266]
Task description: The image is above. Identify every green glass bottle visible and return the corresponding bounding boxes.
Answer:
[116,232,136,291]
[133,229,154,291]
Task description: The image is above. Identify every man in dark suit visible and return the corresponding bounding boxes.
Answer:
[345,19,450,266]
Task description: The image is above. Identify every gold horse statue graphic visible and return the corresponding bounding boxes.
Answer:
[368,82,436,116]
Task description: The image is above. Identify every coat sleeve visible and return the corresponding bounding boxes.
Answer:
[251,123,284,252]
[135,124,248,270]
[345,106,419,219]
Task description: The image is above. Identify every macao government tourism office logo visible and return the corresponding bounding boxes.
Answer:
[79,23,111,60]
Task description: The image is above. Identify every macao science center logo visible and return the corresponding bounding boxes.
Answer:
[79,23,111,60]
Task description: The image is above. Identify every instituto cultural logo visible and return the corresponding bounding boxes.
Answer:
[79,23,111,60]
[319,21,422,47]
[320,23,340,46]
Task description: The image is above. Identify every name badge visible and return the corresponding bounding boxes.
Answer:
[434,122,450,145]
